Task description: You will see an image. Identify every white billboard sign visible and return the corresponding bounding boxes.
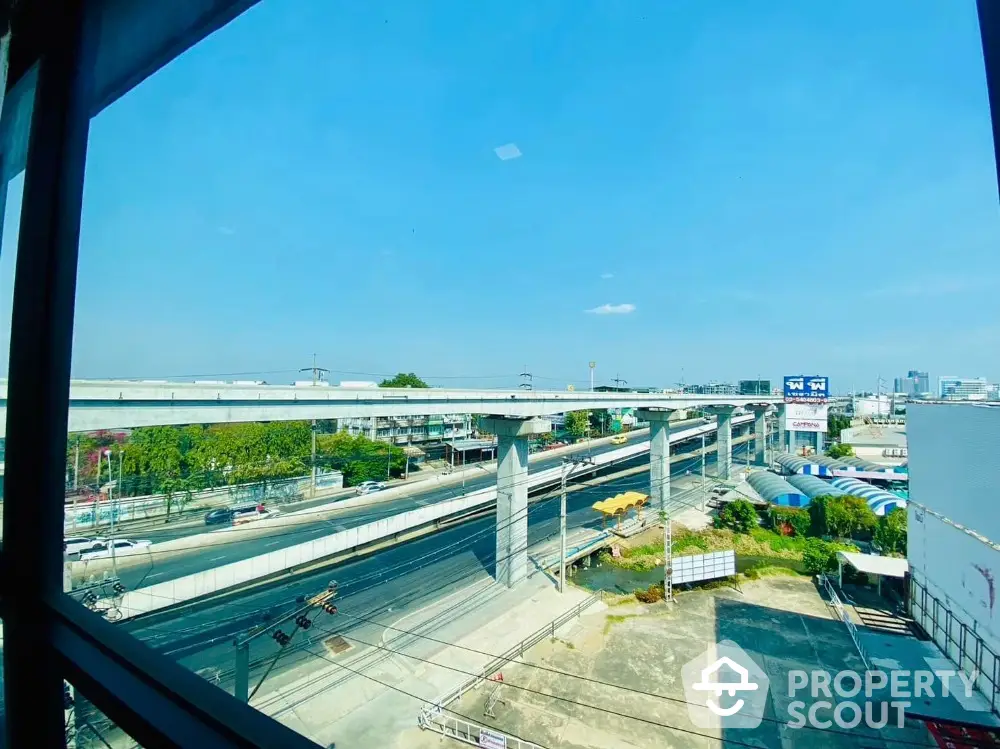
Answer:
[479,728,507,749]
[672,550,736,584]
[784,403,828,433]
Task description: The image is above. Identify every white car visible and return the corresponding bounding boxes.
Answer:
[64,537,106,558]
[232,508,280,525]
[356,481,386,496]
[80,539,152,561]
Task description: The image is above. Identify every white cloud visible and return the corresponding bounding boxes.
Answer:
[600,272,614,279]
[217,226,236,236]
[586,303,636,315]
[494,143,522,161]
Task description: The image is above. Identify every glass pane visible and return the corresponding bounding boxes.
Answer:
[70,2,994,748]
[65,680,145,749]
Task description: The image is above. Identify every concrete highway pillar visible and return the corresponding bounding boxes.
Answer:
[707,406,735,480]
[637,409,673,513]
[478,416,551,587]
[751,406,769,466]
[777,404,787,455]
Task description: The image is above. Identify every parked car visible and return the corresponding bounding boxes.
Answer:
[64,537,106,558]
[80,539,152,561]
[356,481,386,496]
[611,434,628,445]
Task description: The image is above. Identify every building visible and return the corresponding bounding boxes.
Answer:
[338,414,472,445]
[739,379,770,395]
[894,370,930,396]
[938,376,988,400]
[908,370,930,394]
[686,382,738,395]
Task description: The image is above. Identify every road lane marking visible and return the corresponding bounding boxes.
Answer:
[265,540,282,547]
[207,555,227,562]
[146,572,164,579]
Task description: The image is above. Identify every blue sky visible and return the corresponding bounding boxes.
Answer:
[3,0,998,392]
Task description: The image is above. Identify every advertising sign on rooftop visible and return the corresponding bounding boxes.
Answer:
[784,375,829,404]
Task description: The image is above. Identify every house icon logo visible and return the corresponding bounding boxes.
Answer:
[681,640,770,729]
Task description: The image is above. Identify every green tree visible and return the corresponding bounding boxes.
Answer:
[589,409,612,436]
[714,499,758,533]
[809,495,876,538]
[379,372,429,388]
[564,411,591,439]
[827,414,852,442]
[767,505,811,537]
[315,431,405,486]
[873,508,907,555]
[826,442,855,459]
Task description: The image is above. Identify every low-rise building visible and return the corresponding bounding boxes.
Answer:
[337,414,472,445]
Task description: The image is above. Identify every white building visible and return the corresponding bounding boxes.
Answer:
[938,376,988,400]
[338,414,472,445]
[908,403,1000,709]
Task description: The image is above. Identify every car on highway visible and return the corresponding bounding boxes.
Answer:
[80,538,152,561]
[611,434,628,445]
[232,507,280,525]
[204,507,235,525]
[356,480,386,496]
[64,537,106,558]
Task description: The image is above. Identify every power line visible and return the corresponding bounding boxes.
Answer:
[332,609,936,747]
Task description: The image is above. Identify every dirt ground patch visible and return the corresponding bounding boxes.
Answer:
[399,576,935,749]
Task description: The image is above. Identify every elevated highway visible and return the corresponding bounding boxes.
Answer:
[0,378,780,436]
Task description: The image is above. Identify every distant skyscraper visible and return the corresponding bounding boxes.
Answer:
[907,370,929,393]
[893,377,906,394]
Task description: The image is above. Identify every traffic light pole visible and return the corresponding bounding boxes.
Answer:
[233,581,338,703]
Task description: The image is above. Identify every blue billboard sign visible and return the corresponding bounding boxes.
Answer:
[784,375,829,403]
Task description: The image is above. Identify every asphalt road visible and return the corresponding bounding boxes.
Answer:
[114,419,739,589]
[127,441,753,706]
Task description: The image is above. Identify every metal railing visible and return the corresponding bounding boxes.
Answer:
[418,592,602,743]
[819,574,871,670]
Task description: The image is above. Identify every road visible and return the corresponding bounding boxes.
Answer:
[112,418,743,589]
[126,441,752,708]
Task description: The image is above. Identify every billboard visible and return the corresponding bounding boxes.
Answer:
[784,375,829,403]
[783,403,829,433]
[673,550,737,585]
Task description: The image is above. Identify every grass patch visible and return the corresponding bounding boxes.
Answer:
[603,614,636,635]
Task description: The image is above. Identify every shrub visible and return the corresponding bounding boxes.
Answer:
[802,537,859,575]
[714,499,759,533]
[635,583,664,603]
[767,505,811,537]
[826,443,855,459]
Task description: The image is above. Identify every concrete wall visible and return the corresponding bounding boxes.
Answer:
[111,416,753,619]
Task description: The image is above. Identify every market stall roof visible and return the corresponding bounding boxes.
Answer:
[837,551,909,578]
[746,471,809,507]
[592,491,648,516]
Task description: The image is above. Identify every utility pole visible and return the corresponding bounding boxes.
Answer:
[298,355,330,499]
[73,436,79,490]
[701,434,707,512]
[612,374,627,391]
[519,365,532,391]
[559,456,594,593]
[234,581,339,702]
[105,449,117,575]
